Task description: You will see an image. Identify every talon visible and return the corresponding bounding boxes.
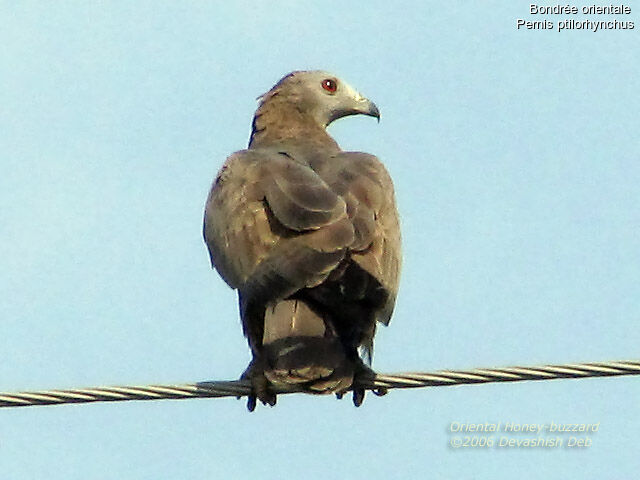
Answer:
[353,388,365,407]
[247,395,257,412]
[349,357,382,407]
[262,392,277,407]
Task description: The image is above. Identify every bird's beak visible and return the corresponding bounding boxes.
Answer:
[365,101,381,122]
[326,91,381,126]
[354,94,381,122]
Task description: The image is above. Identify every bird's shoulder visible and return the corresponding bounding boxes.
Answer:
[313,150,389,182]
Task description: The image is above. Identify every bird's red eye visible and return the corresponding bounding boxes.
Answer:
[321,78,337,93]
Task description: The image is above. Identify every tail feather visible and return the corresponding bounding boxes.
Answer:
[261,299,353,393]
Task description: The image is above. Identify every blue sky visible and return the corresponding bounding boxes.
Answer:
[1,1,639,478]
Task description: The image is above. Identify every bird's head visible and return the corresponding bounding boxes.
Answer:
[259,70,380,128]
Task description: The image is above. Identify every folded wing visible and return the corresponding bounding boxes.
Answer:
[203,149,355,306]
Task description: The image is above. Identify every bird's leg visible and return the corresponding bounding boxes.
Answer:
[241,356,276,412]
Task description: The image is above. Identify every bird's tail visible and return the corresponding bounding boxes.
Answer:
[261,299,353,394]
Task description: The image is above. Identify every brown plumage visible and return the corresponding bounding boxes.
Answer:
[203,71,401,410]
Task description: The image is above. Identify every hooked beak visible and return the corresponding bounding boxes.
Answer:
[355,96,381,122]
[326,93,381,126]
[366,100,381,122]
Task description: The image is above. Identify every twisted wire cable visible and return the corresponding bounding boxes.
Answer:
[1,360,638,409]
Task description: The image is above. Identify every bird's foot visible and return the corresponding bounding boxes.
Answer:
[241,358,276,412]
[335,359,387,406]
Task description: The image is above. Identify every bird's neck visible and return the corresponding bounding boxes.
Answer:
[248,100,340,151]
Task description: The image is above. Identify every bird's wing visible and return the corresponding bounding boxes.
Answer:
[315,152,402,325]
[203,149,355,304]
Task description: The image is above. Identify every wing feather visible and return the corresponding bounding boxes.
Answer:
[315,152,402,325]
[203,150,353,299]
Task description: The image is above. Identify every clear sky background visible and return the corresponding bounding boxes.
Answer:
[1,1,639,478]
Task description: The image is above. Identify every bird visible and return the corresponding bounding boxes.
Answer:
[203,70,401,411]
